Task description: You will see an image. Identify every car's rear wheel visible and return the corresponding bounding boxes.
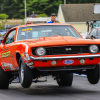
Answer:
[0,67,9,89]
[56,73,73,86]
[87,64,100,84]
[19,58,32,88]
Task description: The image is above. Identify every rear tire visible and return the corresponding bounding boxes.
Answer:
[19,58,32,88]
[87,64,100,84]
[0,67,9,89]
[56,73,73,86]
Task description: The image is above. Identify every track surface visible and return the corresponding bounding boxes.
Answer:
[0,76,100,100]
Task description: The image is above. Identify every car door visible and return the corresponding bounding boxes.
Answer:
[1,29,16,71]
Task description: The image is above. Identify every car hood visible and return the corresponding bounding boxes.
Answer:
[17,36,99,47]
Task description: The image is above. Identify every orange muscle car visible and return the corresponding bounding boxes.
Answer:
[0,23,100,89]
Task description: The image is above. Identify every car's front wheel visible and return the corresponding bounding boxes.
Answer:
[56,73,73,86]
[0,67,9,89]
[87,64,100,84]
[19,58,32,88]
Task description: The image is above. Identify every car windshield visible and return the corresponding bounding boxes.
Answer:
[17,25,81,41]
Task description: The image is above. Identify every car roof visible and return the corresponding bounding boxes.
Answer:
[11,23,71,29]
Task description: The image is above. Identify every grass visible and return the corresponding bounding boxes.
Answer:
[5,19,25,25]
[0,19,25,30]
[6,22,25,25]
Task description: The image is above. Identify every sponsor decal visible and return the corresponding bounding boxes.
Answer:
[22,58,25,60]
[22,28,32,31]
[27,62,34,66]
[1,51,10,58]
[16,67,19,70]
[1,62,15,70]
[21,53,30,65]
[21,53,30,60]
[25,60,29,64]
[21,54,24,57]
[3,67,11,70]
[29,66,34,69]
[64,60,74,65]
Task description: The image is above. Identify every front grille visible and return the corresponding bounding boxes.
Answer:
[32,45,89,55]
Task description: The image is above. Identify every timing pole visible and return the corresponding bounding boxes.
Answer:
[25,0,27,24]
[64,0,66,4]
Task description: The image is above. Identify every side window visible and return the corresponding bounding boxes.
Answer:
[89,29,97,36]
[5,29,16,44]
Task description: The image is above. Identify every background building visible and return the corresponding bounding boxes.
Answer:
[58,4,100,33]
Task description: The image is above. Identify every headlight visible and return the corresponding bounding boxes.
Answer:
[35,47,46,56]
[89,45,99,54]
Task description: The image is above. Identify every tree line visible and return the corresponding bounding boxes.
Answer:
[0,0,100,19]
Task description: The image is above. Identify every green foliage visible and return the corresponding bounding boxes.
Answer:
[30,0,63,16]
[37,13,48,17]
[0,24,4,30]
[0,20,8,30]
[0,13,9,19]
[0,0,100,19]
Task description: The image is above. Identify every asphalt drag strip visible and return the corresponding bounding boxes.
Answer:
[0,76,100,100]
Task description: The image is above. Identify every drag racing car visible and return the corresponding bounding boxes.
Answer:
[0,23,100,89]
[86,27,100,39]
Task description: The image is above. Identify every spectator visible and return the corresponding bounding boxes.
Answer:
[31,22,33,24]
[47,13,56,23]
[26,21,31,24]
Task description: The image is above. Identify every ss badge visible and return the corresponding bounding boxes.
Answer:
[65,48,71,51]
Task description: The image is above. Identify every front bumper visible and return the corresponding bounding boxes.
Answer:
[30,54,100,60]
[25,54,100,69]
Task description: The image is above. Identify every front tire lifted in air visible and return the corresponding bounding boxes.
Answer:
[19,58,32,88]
[87,64,100,84]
